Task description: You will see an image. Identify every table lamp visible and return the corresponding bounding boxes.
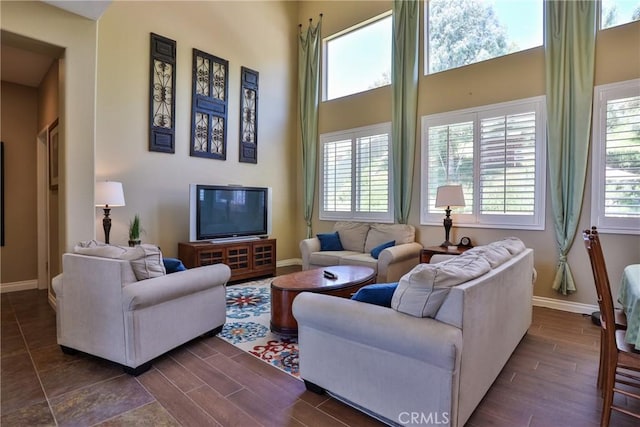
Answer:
[95,181,125,244]
[435,184,465,247]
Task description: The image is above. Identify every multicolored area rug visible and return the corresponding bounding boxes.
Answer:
[218,278,300,378]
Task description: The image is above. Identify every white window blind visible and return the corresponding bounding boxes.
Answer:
[320,123,393,222]
[421,96,546,230]
[479,111,536,216]
[592,79,640,234]
[322,139,352,212]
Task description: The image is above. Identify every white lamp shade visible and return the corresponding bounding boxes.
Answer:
[95,181,126,207]
[435,184,465,208]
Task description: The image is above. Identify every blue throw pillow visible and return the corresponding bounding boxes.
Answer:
[317,232,344,251]
[163,257,186,274]
[352,283,398,307]
[370,240,395,259]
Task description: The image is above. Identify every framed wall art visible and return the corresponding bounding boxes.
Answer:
[239,66,259,164]
[190,49,229,160]
[149,33,177,153]
[49,119,59,189]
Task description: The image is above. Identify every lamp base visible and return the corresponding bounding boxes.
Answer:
[439,240,454,248]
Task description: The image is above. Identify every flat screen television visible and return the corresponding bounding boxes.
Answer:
[189,184,272,242]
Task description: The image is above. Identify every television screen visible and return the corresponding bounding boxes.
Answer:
[191,185,270,240]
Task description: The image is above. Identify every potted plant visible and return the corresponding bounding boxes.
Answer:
[128,214,143,247]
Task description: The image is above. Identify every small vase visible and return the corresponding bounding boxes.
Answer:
[128,240,141,247]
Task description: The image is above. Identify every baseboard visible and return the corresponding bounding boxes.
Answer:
[532,296,598,315]
[0,279,38,294]
[276,258,302,268]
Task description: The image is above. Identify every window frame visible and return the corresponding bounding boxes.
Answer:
[590,79,640,235]
[423,0,544,76]
[420,96,547,230]
[322,11,392,102]
[319,122,394,222]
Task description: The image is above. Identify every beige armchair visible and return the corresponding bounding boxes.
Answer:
[53,253,230,375]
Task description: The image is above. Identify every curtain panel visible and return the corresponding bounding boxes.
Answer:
[299,19,322,238]
[544,0,596,295]
[392,0,419,224]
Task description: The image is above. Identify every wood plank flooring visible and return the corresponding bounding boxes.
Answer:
[1,267,637,426]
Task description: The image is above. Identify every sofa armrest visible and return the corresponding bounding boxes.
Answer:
[123,263,231,311]
[377,242,423,282]
[293,292,460,370]
[300,238,321,270]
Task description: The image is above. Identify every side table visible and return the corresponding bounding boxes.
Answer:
[420,245,472,264]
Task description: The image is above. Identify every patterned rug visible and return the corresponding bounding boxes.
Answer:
[218,278,300,378]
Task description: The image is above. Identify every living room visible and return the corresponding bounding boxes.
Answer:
[1,0,639,425]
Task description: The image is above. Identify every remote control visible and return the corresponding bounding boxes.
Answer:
[323,270,338,280]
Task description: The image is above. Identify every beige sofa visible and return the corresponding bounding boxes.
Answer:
[300,222,423,283]
[293,239,534,426]
[53,250,230,375]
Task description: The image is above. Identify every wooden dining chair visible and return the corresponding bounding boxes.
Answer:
[583,227,629,391]
[583,227,640,426]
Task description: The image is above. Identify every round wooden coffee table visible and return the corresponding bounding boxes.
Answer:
[270,265,376,336]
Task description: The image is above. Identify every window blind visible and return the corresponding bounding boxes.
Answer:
[604,95,640,218]
[322,139,352,212]
[356,133,389,213]
[479,111,536,216]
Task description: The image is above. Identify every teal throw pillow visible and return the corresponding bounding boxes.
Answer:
[371,240,395,259]
[352,283,398,307]
[317,232,344,251]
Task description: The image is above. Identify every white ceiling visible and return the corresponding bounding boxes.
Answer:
[1,1,111,87]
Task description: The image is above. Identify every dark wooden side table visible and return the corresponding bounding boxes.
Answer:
[420,245,472,264]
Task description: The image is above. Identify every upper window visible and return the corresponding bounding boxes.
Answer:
[601,0,640,29]
[425,0,543,75]
[591,79,640,235]
[320,123,393,222]
[324,13,392,101]
[421,97,546,230]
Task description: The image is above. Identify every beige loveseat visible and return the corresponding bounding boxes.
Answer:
[293,238,534,426]
[299,222,423,283]
[53,243,230,375]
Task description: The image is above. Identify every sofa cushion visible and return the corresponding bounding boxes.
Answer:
[370,240,395,259]
[462,244,511,268]
[310,251,361,266]
[391,254,491,318]
[339,253,379,270]
[317,232,344,251]
[127,244,167,281]
[351,282,398,307]
[364,223,415,253]
[74,240,132,258]
[489,237,526,255]
[334,222,370,252]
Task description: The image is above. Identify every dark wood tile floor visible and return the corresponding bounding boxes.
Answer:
[1,268,638,426]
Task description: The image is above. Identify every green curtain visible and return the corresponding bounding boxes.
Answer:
[545,1,596,295]
[392,0,419,224]
[299,18,322,238]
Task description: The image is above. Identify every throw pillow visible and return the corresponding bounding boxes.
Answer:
[364,223,415,253]
[351,283,398,307]
[370,240,395,259]
[334,222,370,252]
[317,232,344,251]
[391,254,491,318]
[128,244,167,281]
[163,257,187,274]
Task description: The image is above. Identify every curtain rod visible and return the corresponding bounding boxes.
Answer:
[298,13,323,29]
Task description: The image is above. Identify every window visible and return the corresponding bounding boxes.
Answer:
[601,0,640,29]
[591,79,640,234]
[320,123,393,222]
[421,97,546,230]
[324,12,392,101]
[425,0,543,75]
